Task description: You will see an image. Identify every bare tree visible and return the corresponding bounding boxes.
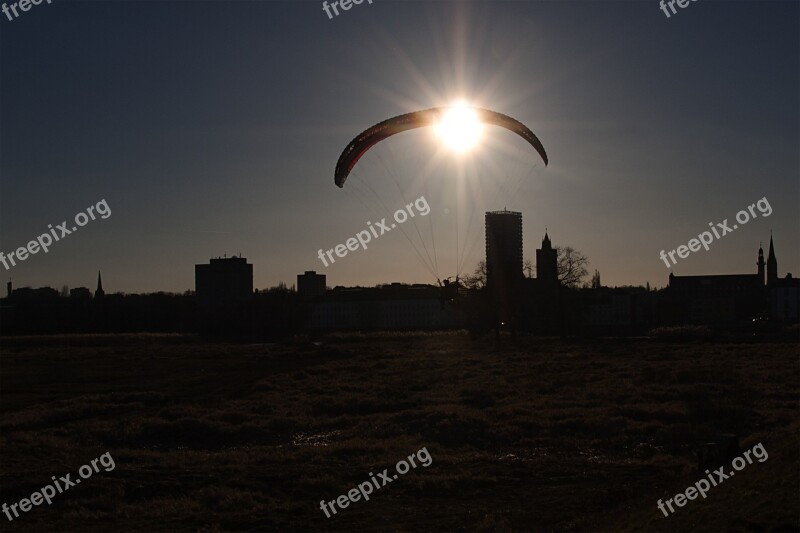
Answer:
[462,260,487,290]
[266,281,291,294]
[556,246,589,288]
[591,269,601,289]
[523,259,534,278]
[466,247,588,289]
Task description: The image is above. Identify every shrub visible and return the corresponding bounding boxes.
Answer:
[648,325,712,341]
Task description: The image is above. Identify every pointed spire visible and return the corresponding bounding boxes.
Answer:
[767,232,777,285]
[768,232,776,261]
[95,271,105,299]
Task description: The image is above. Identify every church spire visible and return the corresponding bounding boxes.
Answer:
[542,228,552,250]
[766,232,777,286]
[95,271,105,299]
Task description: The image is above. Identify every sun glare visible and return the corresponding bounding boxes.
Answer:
[436,101,483,152]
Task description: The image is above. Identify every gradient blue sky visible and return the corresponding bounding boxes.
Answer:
[1,0,798,293]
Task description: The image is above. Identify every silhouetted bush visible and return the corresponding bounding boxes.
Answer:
[649,325,713,341]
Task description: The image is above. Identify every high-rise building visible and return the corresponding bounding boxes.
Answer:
[485,210,523,320]
[297,271,326,300]
[757,244,765,287]
[195,256,253,306]
[485,210,523,289]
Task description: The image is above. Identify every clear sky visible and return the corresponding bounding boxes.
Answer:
[1,0,798,293]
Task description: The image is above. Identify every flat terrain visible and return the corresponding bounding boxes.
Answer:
[1,332,798,532]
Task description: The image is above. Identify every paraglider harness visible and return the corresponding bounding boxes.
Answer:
[439,277,461,310]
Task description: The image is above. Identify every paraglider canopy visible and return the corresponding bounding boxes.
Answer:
[334,104,548,188]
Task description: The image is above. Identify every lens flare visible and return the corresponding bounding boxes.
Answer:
[436,101,483,152]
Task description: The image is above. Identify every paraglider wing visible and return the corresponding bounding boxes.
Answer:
[476,108,549,168]
[334,109,438,188]
[334,107,548,187]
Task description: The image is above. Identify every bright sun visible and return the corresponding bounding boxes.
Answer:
[436,101,483,152]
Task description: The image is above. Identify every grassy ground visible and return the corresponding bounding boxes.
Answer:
[0,332,798,532]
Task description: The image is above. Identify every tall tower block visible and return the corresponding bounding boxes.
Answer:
[485,210,523,321]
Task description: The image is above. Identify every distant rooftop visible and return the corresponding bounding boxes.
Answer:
[486,209,522,216]
[208,255,248,263]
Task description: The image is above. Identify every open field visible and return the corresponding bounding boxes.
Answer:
[1,332,798,532]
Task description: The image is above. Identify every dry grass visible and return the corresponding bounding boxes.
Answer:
[0,332,797,531]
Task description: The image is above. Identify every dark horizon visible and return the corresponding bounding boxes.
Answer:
[2,220,793,296]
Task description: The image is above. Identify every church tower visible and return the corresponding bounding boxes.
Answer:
[767,234,777,286]
[536,231,558,284]
[757,244,765,287]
